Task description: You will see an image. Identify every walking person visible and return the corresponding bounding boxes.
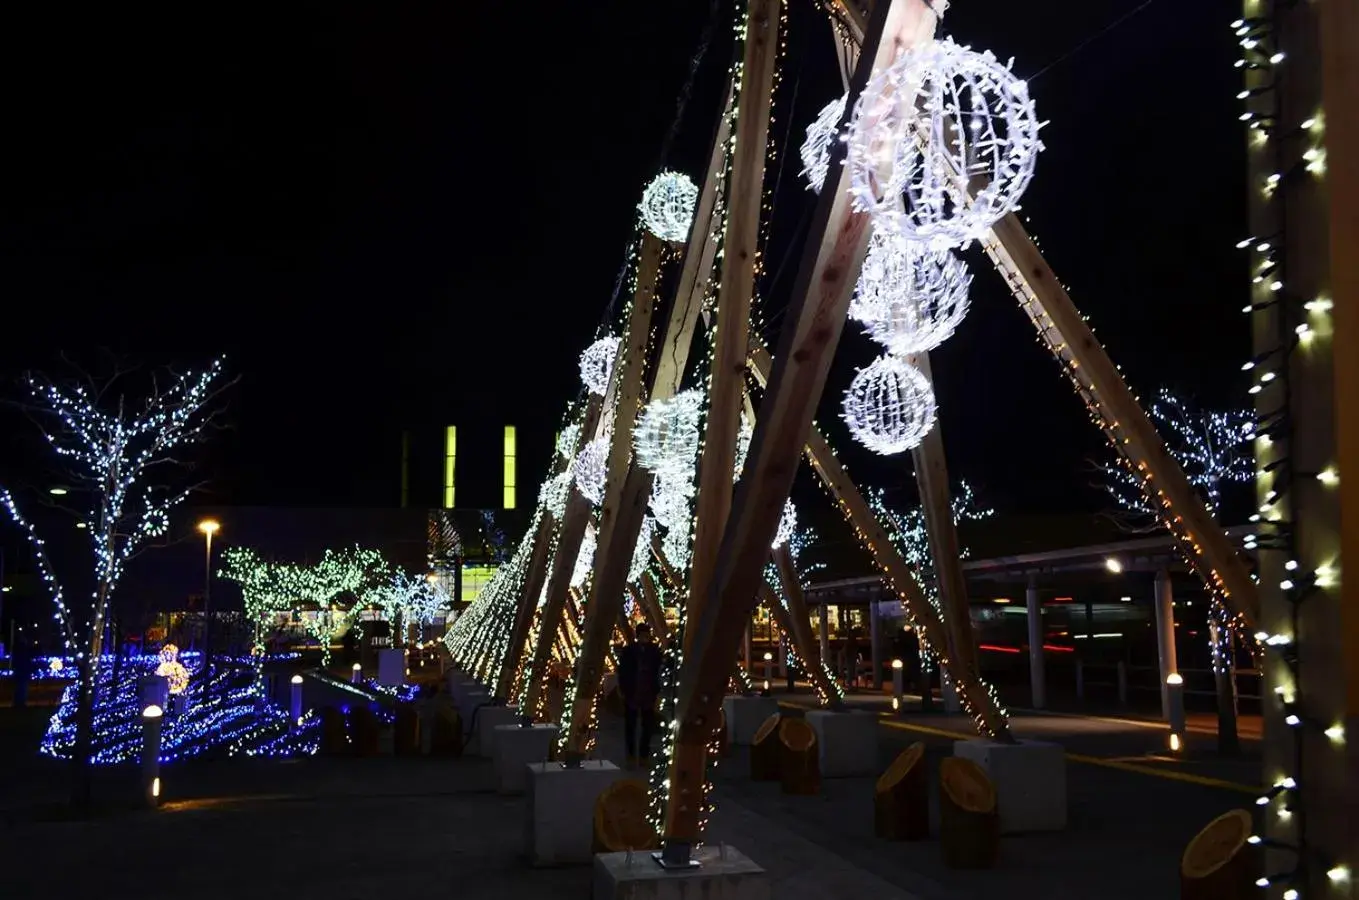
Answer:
[617,622,662,770]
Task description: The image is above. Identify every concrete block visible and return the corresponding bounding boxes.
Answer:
[953,738,1067,833]
[377,648,407,686]
[593,844,769,900]
[805,709,878,777]
[526,760,625,866]
[722,695,780,746]
[473,704,520,758]
[458,689,490,723]
[495,723,559,794]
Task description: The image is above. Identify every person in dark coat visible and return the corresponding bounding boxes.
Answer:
[616,622,663,769]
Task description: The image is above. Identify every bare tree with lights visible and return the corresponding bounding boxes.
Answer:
[1093,387,1254,533]
[0,357,232,804]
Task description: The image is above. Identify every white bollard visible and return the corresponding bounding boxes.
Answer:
[351,662,362,684]
[142,704,163,808]
[891,658,905,714]
[290,674,304,725]
[762,651,773,696]
[1166,672,1186,753]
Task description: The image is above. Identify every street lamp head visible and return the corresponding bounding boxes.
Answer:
[197,519,221,536]
[48,486,68,496]
[1104,557,1123,573]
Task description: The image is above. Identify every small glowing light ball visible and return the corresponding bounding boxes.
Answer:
[48,658,63,674]
[580,336,621,396]
[846,37,1043,248]
[638,171,699,242]
[627,516,656,584]
[556,423,581,459]
[841,354,938,454]
[156,660,189,695]
[849,230,972,355]
[771,500,797,550]
[573,436,610,506]
[540,471,572,519]
[634,389,703,477]
[158,643,179,665]
[800,94,847,193]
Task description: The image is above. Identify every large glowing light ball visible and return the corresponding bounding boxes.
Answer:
[849,230,972,355]
[842,354,938,454]
[540,470,572,519]
[634,389,703,477]
[580,336,621,396]
[573,436,610,505]
[846,37,1043,249]
[639,171,699,242]
[556,423,581,459]
[157,661,189,695]
[771,500,797,550]
[800,94,848,194]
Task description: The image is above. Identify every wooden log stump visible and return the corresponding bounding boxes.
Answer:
[319,706,348,756]
[393,704,420,756]
[875,742,928,840]
[750,713,782,781]
[939,756,999,869]
[351,706,381,757]
[1180,809,1258,900]
[778,718,820,796]
[592,778,660,854]
[430,706,463,757]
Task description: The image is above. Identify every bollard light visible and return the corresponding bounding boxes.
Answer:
[762,652,773,697]
[141,704,164,808]
[351,662,362,683]
[290,674,304,726]
[1165,672,1186,753]
[891,658,905,716]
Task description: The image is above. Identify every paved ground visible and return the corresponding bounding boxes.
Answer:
[0,683,1262,900]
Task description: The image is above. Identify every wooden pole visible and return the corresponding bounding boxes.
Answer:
[747,343,1009,735]
[660,0,940,855]
[684,0,780,660]
[523,488,593,720]
[495,508,556,701]
[561,234,664,759]
[638,574,669,639]
[772,545,843,706]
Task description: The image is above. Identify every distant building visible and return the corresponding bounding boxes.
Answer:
[399,423,548,514]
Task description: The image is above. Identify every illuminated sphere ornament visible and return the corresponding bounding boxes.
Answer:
[733,418,754,482]
[628,516,656,585]
[571,525,597,590]
[849,230,972,355]
[580,336,621,396]
[157,660,189,695]
[800,94,848,193]
[846,37,1043,248]
[540,471,572,519]
[573,436,610,506]
[556,423,581,459]
[841,354,938,454]
[771,500,797,550]
[634,389,702,477]
[639,171,699,242]
[158,643,180,666]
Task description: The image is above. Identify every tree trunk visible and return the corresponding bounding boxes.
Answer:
[70,581,111,808]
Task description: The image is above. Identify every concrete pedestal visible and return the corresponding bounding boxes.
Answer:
[722,695,780,746]
[526,760,625,866]
[474,704,520,758]
[805,709,878,777]
[377,648,407,686]
[953,738,1067,833]
[593,845,769,900]
[459,689,490,723]
[494,723,559,794]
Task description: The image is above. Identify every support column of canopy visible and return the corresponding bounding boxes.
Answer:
[660,0,943,856]
[496,507,558,701]
[637,574,670,639]
[772,545,843,706]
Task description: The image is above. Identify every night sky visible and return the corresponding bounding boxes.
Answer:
[0,0,1249,521]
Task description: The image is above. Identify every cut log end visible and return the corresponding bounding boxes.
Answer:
[939,756,999,869]
[778,718,820,796]
[875,742,928,841]
[593,778,659,854]
[750,712,782,781]
[1180,809,1258,900]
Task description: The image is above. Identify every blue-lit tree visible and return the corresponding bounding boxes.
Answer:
[1094,387,1254,532]
[0,358,231,801]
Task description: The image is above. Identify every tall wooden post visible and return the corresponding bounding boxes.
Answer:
[495,508,556,701]
[660,0,940,857]
[684,0,781,657]
[561,234,663,759]
[772,545,843,705]
[1246,0,1358,892]
[523,491,594,718]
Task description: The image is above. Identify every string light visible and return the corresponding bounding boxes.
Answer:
[799,94,847,194]
[573,436,611,506]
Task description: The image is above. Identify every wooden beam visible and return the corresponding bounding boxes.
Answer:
[562,233,664,757]
[685,0,781,659]
[523,488,593,720]
[772,545,843,706]
[662,0,940,850]
[495,508,556,700]
[633,579,668,639]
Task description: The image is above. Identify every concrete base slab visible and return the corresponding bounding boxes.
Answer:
[722,695,780,746]
[495,723,558,793]
[593,845,770,900]
[526,760,625,866]
[954,738,1067,833]
[474,704,520,758]
[805,709,878,777]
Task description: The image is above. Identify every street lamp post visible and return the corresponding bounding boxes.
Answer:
[197,519,221,688]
